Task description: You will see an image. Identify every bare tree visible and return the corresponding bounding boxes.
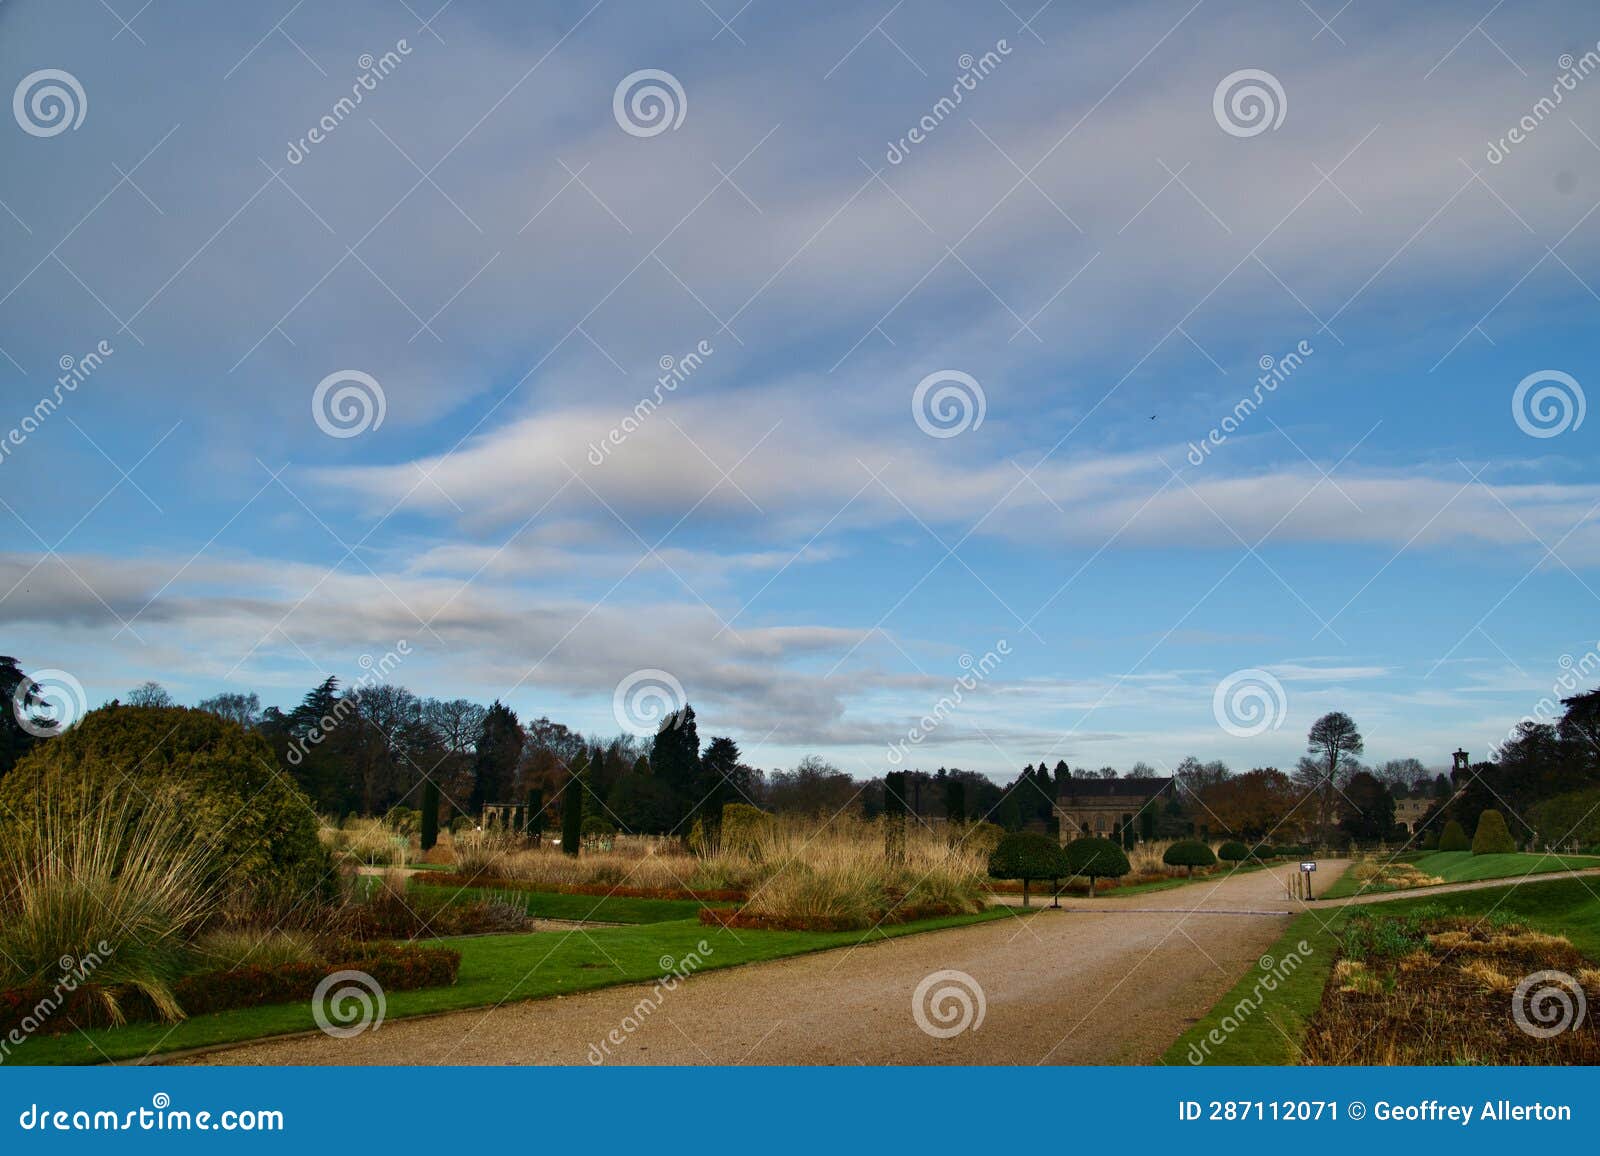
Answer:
[1300,711,1364,843]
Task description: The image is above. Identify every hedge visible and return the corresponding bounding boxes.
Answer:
[0,943,459,1036]
[698,901,968,933]
[417,873,747,903]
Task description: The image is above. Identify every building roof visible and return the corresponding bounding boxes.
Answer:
[1057,776,1174,801]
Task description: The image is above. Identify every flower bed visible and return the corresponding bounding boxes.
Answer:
[0,942,459,1036]
[419,872,747,903]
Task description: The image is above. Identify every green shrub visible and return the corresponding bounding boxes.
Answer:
[1217,840,1250,863]
[1162,839,1216,877]
[1438,819,1470,852]
[1250,843,1275,860]
[1064,836,1131,897]
[988,831,1071,906]
[1420,829,1439,850]
[0,705,330,897]
[1471,809,1517,854]
[561,758,585,858]
[720,802,771,856]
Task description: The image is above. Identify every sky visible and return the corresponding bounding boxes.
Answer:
[1,0,1597,783]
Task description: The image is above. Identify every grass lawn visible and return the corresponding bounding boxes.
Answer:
[411,882,717,924]
[1321,850,1600,899]
[1165,874,1600,1065]
[13,906,1030,1066]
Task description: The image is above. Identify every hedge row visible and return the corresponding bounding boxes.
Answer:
[0,942,460,1037]
[421,872,748,902]
[697,901,969,933]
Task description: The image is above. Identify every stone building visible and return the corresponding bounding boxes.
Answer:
[1055,776,1177,844]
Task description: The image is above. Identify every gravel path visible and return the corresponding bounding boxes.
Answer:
[183,864,1333,1067]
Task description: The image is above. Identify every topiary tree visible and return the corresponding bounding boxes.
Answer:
[1471,809,1517,854]
[1438,819,1470,852]
[1217,840,1250,863]
[988,831,1071,907]
[0,704,330,897]
[420,778,440,851]
[1163,838,1216,878]
[525,787,545,847]
[1064,836,1131,897]
[1250,843,1275,861]
[561,755,586,858]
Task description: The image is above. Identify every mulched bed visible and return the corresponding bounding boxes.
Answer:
[1303,912,1600,1065]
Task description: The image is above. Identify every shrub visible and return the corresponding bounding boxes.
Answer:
[1471,810,1517,855]
[451,827,516,878]
[1217,840,1250,863]
[720,803,771,857]
[1162,839,1216,877]
[561,760,585,858]
[988,832,1071,906]
[0,788,221,1023]
[1064,836,1131,897]
[1251,843,1275,860]
[1438,820,1471,852]
[955,821,1006,858]
[1420,829,1439,851]
[0,705,329,897]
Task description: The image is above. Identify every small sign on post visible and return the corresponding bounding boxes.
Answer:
[1299,860,1317,900]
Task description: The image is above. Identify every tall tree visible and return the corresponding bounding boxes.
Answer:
[698,736,751,850]
[649,703,701,830]
[1302,711,1364,842]
[471,700,524,814]
[0,656,49,777]
[1339,770,1395,842]
[124,680,173,707]
[561,753,587,857]
[196,691,261,728]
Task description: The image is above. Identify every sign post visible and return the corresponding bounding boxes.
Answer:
[1299,860,1317,900]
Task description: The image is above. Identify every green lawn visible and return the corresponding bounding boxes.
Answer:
[411,883,717,924]
[13,906,1029,1065]
[1321,850,1600,898]
[1166,874,1600,1065]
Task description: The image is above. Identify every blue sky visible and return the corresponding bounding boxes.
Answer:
[1,0,1597,781]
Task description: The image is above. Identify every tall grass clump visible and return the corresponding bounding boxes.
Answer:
[0,789,221,1023]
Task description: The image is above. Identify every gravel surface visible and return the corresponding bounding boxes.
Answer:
[185,864,1333,1066]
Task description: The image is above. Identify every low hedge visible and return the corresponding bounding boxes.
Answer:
[698,901,970,933]
[0,942,459,1036]
[420,872,747,903]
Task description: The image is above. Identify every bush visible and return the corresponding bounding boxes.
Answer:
[1251,843,1275,860]
[1162,839,1216,877]
[1063,836,1131,897]
[988,832,1071,906]
[720,803,771,857]
[0,705,330,897]
[1420,829,1439,851]
[1471,810,1517,854]
[1217,840,1250,863]
[1438,820,1471,852]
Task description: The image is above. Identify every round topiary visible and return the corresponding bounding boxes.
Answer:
[1064,836,1131,897]
[1217,840,1250,863]
[1162,838,1216,878]
[1437,819,1470,852]
[988,831,1071,906]
[1250,843,1275,860]
[0,705,330,897]
[1470,809,1517,855]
